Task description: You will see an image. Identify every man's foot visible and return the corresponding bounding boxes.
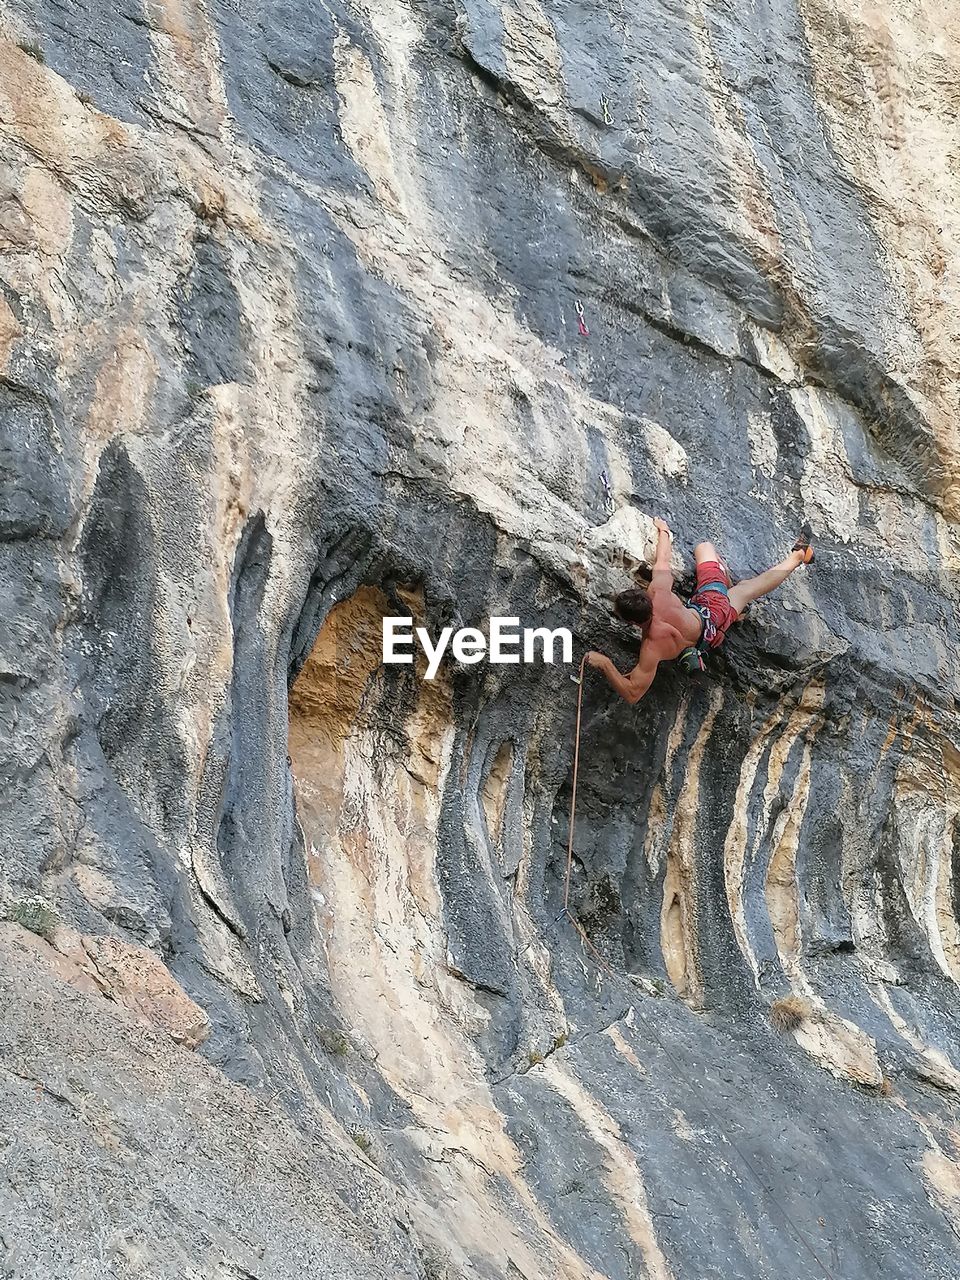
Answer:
[792,522,814,564]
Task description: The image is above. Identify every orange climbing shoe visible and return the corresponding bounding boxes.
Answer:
[792,523,815,564]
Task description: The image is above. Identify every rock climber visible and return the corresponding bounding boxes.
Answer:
[584,518,814,704]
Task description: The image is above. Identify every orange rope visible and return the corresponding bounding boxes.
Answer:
[563,655,587,911]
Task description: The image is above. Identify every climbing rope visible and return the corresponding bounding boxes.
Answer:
[562,655,586,915]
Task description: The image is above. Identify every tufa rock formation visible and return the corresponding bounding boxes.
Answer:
[1,0,960,1276]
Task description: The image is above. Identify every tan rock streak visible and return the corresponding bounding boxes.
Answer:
[542,1059,675,1280]
[888,734,960,986]
[799,0,960,514]
[761,682,826,978]
[723,699,798,986]
[142,0,231,142]
[0,291,21,371]
[0,923,210,1048]
[659,688,722,1006]
[289,587,391,745]
[288,592,603,1277]
[501,0,565,112]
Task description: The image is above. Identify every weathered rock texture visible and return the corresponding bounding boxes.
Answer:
[2,1,960,1276]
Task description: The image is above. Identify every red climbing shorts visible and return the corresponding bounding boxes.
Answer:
[689,560,738,649]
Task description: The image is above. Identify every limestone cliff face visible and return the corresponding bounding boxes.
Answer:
[2,1,960,1276]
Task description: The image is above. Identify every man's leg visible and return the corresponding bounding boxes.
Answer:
[728,549,807,615]
[649,519,676,596]
[693,541,730,579]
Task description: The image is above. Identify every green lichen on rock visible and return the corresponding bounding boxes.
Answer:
[4,896,58,942]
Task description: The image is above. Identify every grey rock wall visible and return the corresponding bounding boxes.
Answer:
[1,1,960,1277]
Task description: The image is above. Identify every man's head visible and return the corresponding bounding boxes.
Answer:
[614,588,653,630]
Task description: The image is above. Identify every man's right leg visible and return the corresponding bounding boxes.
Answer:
[728,550,807,615]
[693,541,730,584]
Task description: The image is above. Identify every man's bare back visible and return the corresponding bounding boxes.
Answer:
[584,517,814,704]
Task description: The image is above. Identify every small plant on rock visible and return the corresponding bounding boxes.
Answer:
[4,896,58,942]
[348,1124,373,1156]
[17,38,45,63]
[769,994,809,1032]
[317,1026,350,1057]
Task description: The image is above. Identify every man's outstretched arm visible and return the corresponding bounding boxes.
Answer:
[585,643,660,705]
[649,517,674,595]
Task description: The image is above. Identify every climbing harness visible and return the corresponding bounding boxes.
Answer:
[677,557,733,676]
[677,600,716,675]
[575,299,589,337]
[600,93,612,125]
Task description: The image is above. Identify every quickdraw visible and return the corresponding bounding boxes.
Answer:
[600,93,612,125]
[575,299,589,337]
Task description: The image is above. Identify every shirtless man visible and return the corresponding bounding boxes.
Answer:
[585,518,814,705]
